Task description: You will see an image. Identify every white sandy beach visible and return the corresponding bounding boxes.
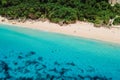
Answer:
[0,16,120,44]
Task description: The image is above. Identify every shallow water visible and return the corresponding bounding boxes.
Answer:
[0,24,120,80]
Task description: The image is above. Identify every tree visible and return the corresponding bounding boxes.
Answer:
[0,0,8,7]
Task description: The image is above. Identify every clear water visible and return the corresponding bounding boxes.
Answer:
[0,24,120,80]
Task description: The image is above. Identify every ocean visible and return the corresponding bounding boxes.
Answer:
[0,24,120,80]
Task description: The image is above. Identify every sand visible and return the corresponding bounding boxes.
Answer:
[0,16,120,44]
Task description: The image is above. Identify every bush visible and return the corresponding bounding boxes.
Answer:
[113,17,120,25]
[48,7,77,24]
[94,17,103,27]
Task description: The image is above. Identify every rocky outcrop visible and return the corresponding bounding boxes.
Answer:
[109,0,120,5]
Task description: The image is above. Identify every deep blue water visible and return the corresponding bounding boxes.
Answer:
[0,24,120,80]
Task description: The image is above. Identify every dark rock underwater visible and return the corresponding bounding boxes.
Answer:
[0,51,112,80]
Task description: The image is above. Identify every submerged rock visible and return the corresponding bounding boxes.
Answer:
[17,77,33,80]
[18,55,24,59]
[66,62,75,66]
[54,61,60,66]
[0,51,112,80]
[37,56,43,61]
[0,61,11,79]
[49,68,58,73]
[26,51,36,57]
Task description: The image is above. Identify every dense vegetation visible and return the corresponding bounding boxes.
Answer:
[0,0,120,26]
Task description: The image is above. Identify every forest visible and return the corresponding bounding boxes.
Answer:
[0,0,120,27]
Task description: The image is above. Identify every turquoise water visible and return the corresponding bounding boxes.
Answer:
[0,24,120,80]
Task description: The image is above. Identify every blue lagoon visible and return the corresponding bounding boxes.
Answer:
[0,24,120,80]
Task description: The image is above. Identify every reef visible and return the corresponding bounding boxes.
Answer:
[0,50,112,80]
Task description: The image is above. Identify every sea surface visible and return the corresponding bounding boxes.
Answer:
[0,24,120,80]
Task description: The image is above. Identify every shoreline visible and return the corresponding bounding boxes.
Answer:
[0,16,120,44]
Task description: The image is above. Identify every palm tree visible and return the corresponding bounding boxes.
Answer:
[108,15,120,26]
